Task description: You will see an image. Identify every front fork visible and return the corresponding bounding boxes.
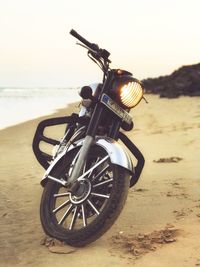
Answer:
[67,135,94,185]
[67,104,104,191]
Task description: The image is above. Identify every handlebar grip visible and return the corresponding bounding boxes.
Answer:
[70,29,99,51]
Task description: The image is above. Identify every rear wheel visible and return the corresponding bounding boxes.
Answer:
[40,146,130,247]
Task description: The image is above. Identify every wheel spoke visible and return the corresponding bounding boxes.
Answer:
[87,157,100,178]
[90,192,110,199]
[54,192,70,198]
[69,206,78,230]
[87,199,100,215]
[58,204,73,225]
[82,161,87,174]
[93,178,113,188]
[92,165,110,182]
[81,204,87,227]
[53,199,70,214]
[76,156,109,182]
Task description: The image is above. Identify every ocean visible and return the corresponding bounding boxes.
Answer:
[0,87,80,130]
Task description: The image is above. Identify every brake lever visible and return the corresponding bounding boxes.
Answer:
[77,42,111,65]
[76,42,89,49]
[76,42,99,55]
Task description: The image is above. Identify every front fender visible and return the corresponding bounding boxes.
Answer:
[95,137,134,173]
[41,137,134,186]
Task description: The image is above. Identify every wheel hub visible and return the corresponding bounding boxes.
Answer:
[69,178,91,204]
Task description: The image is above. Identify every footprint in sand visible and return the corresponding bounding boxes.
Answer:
[173,208,193,220]
[153,157,183,163]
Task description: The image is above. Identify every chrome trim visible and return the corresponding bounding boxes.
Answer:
[96,138,134,173]
[67,137,134,172]
[41,137,134,186]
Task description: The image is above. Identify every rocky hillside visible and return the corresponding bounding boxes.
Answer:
[142,63,200,98]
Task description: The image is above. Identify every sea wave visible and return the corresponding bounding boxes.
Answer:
[0,87,80,130]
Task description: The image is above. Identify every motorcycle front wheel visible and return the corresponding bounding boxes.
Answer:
[40,146,130,247]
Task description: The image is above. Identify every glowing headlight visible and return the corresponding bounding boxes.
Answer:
[119,81,144,108]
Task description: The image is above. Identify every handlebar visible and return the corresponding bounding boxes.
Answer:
[70,29,111,63]
[70,29,99,52]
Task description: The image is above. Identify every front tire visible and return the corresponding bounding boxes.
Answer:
[40,146,130,247]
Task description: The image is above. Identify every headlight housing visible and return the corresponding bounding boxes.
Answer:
[112,76,144,109]
[119,80,144,108]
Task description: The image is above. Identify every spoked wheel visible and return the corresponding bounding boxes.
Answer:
[40,146,130,247]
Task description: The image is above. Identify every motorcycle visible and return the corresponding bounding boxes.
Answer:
[33,29,145,247]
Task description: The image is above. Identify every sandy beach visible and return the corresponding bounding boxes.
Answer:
[0,95,200,267]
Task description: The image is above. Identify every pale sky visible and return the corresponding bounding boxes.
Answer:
[0,0,199,87]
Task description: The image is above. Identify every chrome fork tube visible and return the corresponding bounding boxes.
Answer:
[67,135,94,185]
[67,70,113,188]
